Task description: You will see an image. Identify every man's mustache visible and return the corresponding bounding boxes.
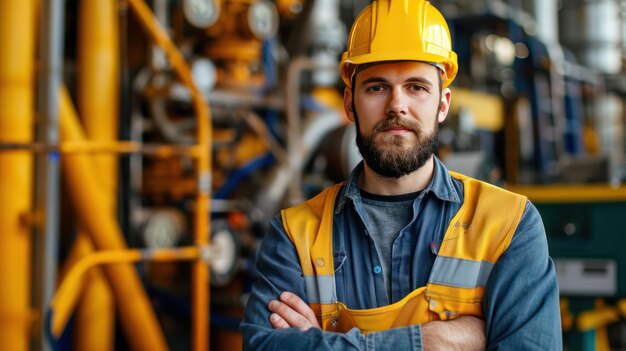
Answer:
[372,116,421,134]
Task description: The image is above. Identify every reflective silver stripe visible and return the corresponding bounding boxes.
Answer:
[430,256,494,288]
[304,274,337,304]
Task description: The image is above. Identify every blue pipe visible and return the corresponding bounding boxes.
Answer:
[215,153,275,199]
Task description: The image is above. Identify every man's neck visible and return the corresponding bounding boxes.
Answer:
[359,157,435,195]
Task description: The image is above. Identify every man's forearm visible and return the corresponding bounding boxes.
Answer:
[421,316,485,351]
[244,317,484,351]
[265,291,485,351]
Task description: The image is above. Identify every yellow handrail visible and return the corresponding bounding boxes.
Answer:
[125,1,213,350]
[50,246,204,338]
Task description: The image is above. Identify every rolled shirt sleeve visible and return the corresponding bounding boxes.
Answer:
[483,201,563,350]
[240,215,425,351]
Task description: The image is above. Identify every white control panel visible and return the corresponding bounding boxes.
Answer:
[554,259,617,296]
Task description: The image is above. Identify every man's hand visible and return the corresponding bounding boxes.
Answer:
[267,291,484,350]
[421,315,485,351]
[267,292,321,331]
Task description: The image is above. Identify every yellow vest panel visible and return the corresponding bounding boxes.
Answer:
[281,172,527,333]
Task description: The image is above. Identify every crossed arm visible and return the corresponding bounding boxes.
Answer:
[241,217,487,350]
[267,291,486,351]
[242,206,562,350]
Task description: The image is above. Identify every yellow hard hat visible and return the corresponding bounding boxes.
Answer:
[340,0,458,88]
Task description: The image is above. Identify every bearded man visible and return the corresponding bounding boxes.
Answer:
[241,1,562,350]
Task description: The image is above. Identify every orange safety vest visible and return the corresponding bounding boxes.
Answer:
[281,171,527,333]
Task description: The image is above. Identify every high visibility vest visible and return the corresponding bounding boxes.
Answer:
[281,171,527,333]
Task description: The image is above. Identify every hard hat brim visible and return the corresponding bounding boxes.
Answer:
[340,50,458,88]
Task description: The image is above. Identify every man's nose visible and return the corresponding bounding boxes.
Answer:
[385,87,407,116]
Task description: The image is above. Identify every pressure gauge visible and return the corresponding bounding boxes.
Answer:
[142,210,184,248]
[191,58,217,95]
[210,221,240,287]
[184,0,220,29]
[247,0,279,40]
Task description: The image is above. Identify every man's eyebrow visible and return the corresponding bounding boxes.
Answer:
[405,77,434,87]
[360,76,434,87]
[360,77,388,85]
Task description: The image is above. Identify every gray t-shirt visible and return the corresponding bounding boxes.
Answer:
[360,190,421,301]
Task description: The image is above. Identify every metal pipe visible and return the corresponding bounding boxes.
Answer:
[309,0,344,87]
[119,2,213,350]
[533,0,566,173]
[0,0,35,350]
[72,0,121,348]
[152,0,169,71]
[59,86,168,351]
[32,0,66,349]
[534,0,559,44]
[240,110,288,164]
[253,56,341,221]
[285,57,315,205]
[284,56,339,202]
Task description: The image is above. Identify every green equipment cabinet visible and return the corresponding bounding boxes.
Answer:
[510,185,626,351]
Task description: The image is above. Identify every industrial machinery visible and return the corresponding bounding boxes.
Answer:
[438,1,626,350]
[2,0,626,350]
[2,0,350,350]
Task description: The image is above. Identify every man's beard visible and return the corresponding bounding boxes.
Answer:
[355,108,440,179]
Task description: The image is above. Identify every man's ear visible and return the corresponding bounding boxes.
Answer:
[438,88,452,123]
[343,87,355,122]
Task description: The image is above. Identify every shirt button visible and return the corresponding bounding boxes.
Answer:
[373,266,382,274]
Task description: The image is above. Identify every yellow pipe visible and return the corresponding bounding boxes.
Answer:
[59,86,168,351]
[618,299,626,316]
[78,0,119,196]
[71,0,121,348]
[126,1,213,350]
[576,306,620,331]
[592,299,613,351]
[52,246,201,338]
[559,298,574,332]
[596,326,610,351]
[0,141,202,157]
[58,234,115,351]
[0,0,35,350]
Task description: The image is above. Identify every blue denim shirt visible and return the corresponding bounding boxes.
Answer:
[241,158,562,350]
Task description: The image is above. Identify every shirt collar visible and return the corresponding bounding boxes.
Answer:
[424,157,461,203]
[335,157,460,214]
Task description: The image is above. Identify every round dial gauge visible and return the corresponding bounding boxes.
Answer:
[184,0,220,29]
[247,0,279,40]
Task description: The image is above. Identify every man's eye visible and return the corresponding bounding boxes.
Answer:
[408,85,426,92]
[366,85,385,92]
